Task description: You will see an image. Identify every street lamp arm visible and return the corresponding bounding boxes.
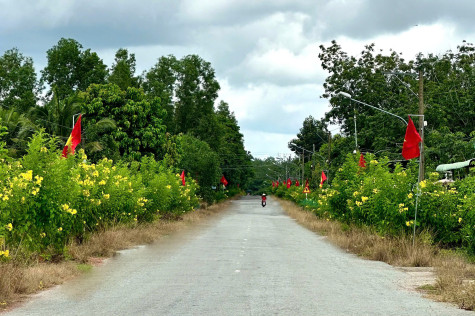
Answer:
[338,92,407,125]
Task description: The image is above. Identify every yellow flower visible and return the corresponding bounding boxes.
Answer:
[83,190,90,197]
[2,250,9,257]
[361,196,369,203]
[21,197,25,203]
[40,147,48,153]
[406,221,411,227]
[408,193,413,199]
[20,170,33,181]
[458,217,462,223]
[355,201,363,207]
[35,175,43,185]
[2,195,9,201]
[40,232,46,238]
[58,227,62,232]
[99,180,106,185]
[6,223,13,231]
[372,189,379,194]
[92,171,99,177]
[399,203,405,208]
[353,191,359,197]
[370,160,378,164]
[166,185,171,189]
[419,180,427,188]
[103,193,110,199]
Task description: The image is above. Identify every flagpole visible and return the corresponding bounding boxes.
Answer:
[409,114,424,247]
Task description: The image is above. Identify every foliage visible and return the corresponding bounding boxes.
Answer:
[319,40,475,167]
[0,48,38,112]
[177,134,221,203]
[108,48,140,91]
[0,131,200,259]
[272,153,475,253]
[41,38,107,101]
[289,116,329,159]
[80,83,167,162]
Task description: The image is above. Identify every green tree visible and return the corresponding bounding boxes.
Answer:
[108,48,139,91]
[174,55,220,135]
[142,55,178,132]
[0,48,38,112]
[41,38,107,101]
[288,115,329,161]
[178,134,221,202]
[81,84,166,161]
[216,101,253,187]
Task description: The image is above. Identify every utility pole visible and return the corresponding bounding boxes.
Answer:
[301,152,304,185]
[418,70,425,181]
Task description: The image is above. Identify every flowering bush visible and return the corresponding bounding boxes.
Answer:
[272,153,475,253]
[0,131,200,259]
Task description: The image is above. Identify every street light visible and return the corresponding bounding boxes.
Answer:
[338,91,425,247]
[338,92,407,125]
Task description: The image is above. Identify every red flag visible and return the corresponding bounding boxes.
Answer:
[62,114,82,157]
[402,116,422,160]
[286,178,291,189]
[319,171,327,188]
[295,180,300,187]
[180,170,186,186]
[359,153,366,168]
[220,175,228,186]
[305,179,309,188]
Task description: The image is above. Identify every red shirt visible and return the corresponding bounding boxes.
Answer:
[262,196,266,201]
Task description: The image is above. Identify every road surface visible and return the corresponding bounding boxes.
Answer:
[5,196,471,315]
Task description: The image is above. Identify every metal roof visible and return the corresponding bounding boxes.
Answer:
[435,158,475,172]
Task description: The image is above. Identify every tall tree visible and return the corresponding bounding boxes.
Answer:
[288,115,329,161]
[0,48,38,112]
[41,38,107,101]
[142,55,178,132]
[81,83,167,161]
[216,101,253,187]
[108,48,139,91]
[174,55,220,135]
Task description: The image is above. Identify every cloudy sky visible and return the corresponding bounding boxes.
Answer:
[1,0,475,159]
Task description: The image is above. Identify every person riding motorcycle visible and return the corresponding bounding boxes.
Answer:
[261,193,267,207]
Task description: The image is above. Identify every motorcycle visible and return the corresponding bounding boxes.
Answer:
[261,200,266,207]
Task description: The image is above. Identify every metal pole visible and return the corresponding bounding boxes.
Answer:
[418,71,425,181]
[354,106,358,152]
[409,114,424,246]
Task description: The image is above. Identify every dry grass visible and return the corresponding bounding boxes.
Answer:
[0,199,232,310]
[278,198,475,311]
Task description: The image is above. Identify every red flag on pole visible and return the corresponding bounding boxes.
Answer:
[319,171,327,188]
[295,180,300,187]
[180,170,186,186]
[359,153,366,168]
[62,114,82,157]
[286,178,291,189]
[402,116,422,160]
[220,175,228,186]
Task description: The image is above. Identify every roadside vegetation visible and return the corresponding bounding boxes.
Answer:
[272,154,475,310]
[0,38,252,309]
[0,199,233,310]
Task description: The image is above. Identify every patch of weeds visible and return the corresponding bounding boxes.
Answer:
[76,264,92,273]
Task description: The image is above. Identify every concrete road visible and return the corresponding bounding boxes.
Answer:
[6,196,472,315]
